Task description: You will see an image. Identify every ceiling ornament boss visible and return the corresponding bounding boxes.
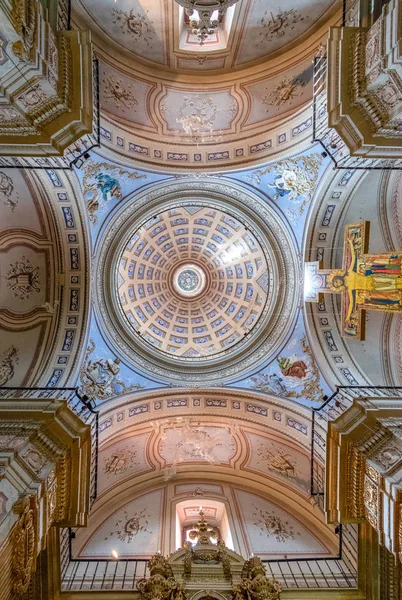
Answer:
[175,0,241,45]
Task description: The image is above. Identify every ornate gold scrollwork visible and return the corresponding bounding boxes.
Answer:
[232,557,281,600]
[137,553,187,600]
[12,496,38,598]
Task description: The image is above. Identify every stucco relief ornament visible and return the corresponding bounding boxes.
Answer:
[159,418,235,479]
[102,73,138,112]
[258,9,306,44]
[79,339,142,401]
[256,444,297,479]
[105,507,152,542]
[5,256,40,300]
[252,506,299,542]
[112,8,155,45]
[0,346,19,386]
[104,446,138,476]
[253,153,322,214]
[262,76,306,109]
[0,171,19,211]
[82,160,146,224]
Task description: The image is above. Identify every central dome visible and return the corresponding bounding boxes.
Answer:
[117,205,270,358]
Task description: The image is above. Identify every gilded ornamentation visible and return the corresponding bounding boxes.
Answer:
[102,73,138,112]
[82,160,146,224]
[252,506,299,542]
[258,9,306,44]
[0,346,19,386]
[112,8,155,45]
[12,496,37,598]
[0,171,18,211]
[137,553,186,600]
[256,443,297,478]
[5,256,40,300]
[364,475,379,528]
[254,153,322,214]
[374,445,402,470]
[262,76,305,109]
[104,446,138,476]
[17,83,48,108]
[22,448,47,473]
[232,556,281,600]
[11,0,36,59]
[105,507,152,542]
[79,339,142,401]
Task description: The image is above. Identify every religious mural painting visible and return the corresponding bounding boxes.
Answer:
[81,160,146,224]
[250,335,324,402]
[305,221,402,340]
[250,153,322,215]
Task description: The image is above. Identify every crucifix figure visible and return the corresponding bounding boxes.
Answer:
[304,221,402,340]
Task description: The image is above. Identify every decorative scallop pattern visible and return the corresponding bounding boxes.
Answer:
[118,206,271,358]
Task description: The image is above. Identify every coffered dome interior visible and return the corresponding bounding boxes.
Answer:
[117,205,271,358]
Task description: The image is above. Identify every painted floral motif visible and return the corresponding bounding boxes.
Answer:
[105,508,152,542]
[6,256,40,300]
[104,446,138,476]
[253,153,322,214]
[262,76,306,109]
[82,160,146,224]
[0,346,19,386]
[102,73,138,112]
[258,9,306,45]
[79,339,143,401]
[251,336,324,402]
[112,8,155,45]
[256,444,298,479]
[253,506,300,542]
[0,171,18,211]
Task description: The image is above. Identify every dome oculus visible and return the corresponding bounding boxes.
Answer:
[173,264,206,298]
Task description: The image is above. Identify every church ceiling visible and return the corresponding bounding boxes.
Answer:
[0,168,90,388]
[72,1,339,169]
[72,147,333,403]
[74,0,336,70]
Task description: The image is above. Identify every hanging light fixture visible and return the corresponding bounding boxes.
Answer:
[175,0,241,46]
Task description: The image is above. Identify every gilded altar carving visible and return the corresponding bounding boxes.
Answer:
[137,553,187,600]
[346,444,366,519]
[12,496,38,598]
[232,557,281,600]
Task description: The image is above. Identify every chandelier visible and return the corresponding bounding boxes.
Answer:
[175,0,241,45]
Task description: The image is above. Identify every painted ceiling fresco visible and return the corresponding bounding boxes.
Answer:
[69,145,335,406]
[75,0,334,69]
